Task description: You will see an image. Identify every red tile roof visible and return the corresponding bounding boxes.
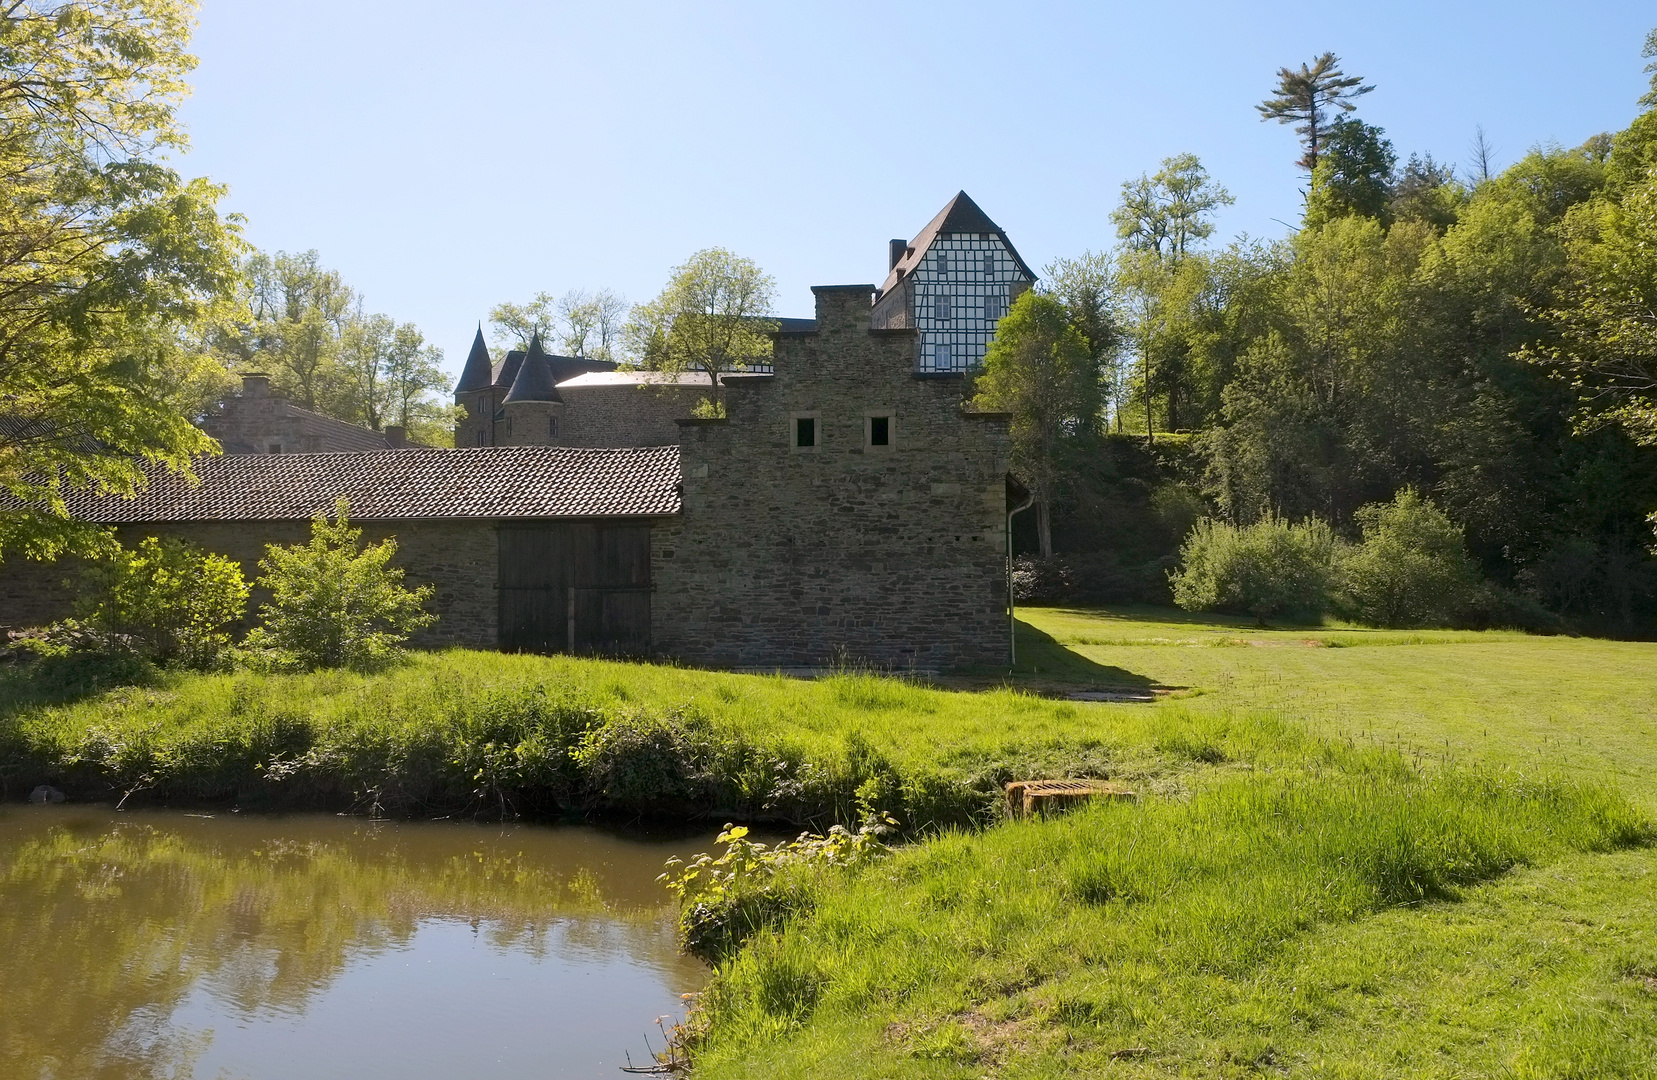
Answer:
[58,446,682,522]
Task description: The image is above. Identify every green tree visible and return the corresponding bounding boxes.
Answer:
[557,288,629,360]
[213,250,357,412]
[1303,118,1396,228]
[1042,252,1122,413]
[0,0,244,561]
[248,499,435,671]
[1390,153,1465,232]
[1170,515,1338,624]
[489,291,559,353]
[1111,153,1234,260]
[1340,489,1482,627]
[970,292,1102,556]
[624,248,776,412]
[1531,172,1657,447]
[1111,155,1232,439]
[1258,52,1375,175]
[74,536,248,667]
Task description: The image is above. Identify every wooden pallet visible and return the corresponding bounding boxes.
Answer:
[1005,779,1137,817]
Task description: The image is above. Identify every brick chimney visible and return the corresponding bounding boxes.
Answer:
[241,373,271,398]
[384,425,406,449]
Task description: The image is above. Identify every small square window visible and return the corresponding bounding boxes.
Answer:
[790,411,820,452]
[865,409,895,451]
[268,444,282,454]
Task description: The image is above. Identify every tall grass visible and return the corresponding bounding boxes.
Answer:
[0,652,1170,826]
[686,762,1651,1078]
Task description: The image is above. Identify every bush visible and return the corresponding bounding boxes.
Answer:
[1170,515,1338,624]
[245,499,435,671]
[38,537,248,669]
[1340,489,1484,628]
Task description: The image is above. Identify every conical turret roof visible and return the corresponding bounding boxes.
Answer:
[454,325,493,394]
[502,333,562,404]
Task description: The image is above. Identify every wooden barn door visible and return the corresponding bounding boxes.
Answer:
[570,523,652,654]
[497,523,650,654]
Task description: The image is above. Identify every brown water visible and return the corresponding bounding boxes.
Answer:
[0,806,712,1079]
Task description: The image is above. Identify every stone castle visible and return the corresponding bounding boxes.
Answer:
[2,191,1034,671]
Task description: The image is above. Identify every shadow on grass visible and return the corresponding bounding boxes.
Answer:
[1012,620,1158,686]
[0,653,159,721]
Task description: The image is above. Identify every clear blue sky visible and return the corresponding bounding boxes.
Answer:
[174,1,1655,382]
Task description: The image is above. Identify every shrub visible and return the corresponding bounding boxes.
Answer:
[49,537,248,668]
[1170,515,1337,623]
[245,499,435,671]
[1340,489,1483,628]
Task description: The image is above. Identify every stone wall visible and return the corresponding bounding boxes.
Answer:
[556,382,704,447]
[0,519,499,648]
[652,285,1012,670]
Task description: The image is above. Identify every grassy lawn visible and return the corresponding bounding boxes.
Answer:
[3,606,1654,1076]
[1016,606,1657,810]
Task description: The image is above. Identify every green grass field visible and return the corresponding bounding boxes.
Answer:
[678,607,1657,1078]
[3,605,1654,1076]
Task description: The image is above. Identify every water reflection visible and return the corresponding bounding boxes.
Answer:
[0,806,710,1079]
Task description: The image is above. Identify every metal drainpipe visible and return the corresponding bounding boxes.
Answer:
[1006,491,1036,670]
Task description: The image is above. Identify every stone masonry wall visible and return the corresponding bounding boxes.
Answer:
[556,383,705,448]
[0,519,499,648]
[651,285,1012,670]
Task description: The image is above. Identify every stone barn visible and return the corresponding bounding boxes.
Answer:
[2,192,1029,670]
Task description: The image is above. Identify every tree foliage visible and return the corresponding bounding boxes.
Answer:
[624,249,776,409]
[490,288,628,360]
[1258,52,1374,174]
[1170,516,1338,623]
[1304,118,1397,228]
[246,500,435,671]
[71,535,248,667]
[1340,489,1482,627]
[1111,153,1234,260]
[971,292,1102,555]
[0,0,244,560]
[1530,173,1657,447]
[210,250,452,443]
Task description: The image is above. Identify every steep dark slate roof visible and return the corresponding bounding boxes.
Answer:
[876,190,1037,300]
[55,446,682,522]
[502,334,561,404]
[454,327,494,394]
[491,349,526,391]
[491,346,617,390]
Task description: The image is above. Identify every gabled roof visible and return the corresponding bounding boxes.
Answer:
[875,190,1037,300]
[502,333,561,404]
[454,326,493,394]
[51,446,683,522]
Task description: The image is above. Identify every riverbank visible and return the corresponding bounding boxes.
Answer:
[4,608,1655,1075]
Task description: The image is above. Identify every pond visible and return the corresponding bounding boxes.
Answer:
[0,806,712,1079]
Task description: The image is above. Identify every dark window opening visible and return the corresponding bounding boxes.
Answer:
[268,444,282,454]
[548,416,558,439]
[795,416,815,448]
[870,416,889,446]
